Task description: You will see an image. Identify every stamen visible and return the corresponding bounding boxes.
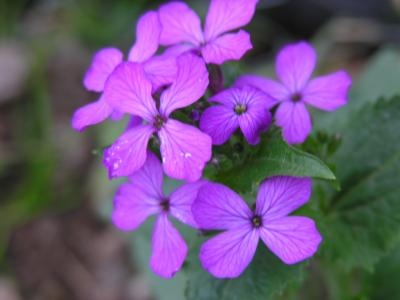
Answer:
[153,115,167,130]
[291,93,302,102]
[160,199,170,212]
[251,215,262,228]
[234,104,247,115]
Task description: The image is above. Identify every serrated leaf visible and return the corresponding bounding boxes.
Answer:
[322,97,400,271]
[215,130,336,193]
[185,243,306,300]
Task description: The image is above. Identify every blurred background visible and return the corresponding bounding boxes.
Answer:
[1,0,400,299]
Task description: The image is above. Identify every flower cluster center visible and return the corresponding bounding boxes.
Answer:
[160,199,170,212]
[291,92,302,102]
[153,114,167,130]
[251,215,262,228]
[234,104,247,115]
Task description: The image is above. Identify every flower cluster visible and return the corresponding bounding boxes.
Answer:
[72,0,351,279]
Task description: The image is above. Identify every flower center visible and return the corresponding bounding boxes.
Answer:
[160,199,170,212]
[153,115,167,130]
[291,92,302,102]
[234,104,247,115]
[251,215,262,228]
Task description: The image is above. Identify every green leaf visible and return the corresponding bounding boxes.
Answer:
[185,242,306,300]
[322,96,400,271]
[215,130,336,193]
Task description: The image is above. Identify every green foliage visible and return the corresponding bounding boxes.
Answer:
[215,130,336,193]
[321,97,400,271]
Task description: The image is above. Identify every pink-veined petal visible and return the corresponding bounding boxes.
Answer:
[103,125,154,178]
[169,180,207,228]
[235,75,288,105]
[103,62,157,121]
[150,214,188,278]
[255,176,312,220]
[143,54,177,92]
[158,119,212,182]
[71,98,113,131]
[162,44,196,59]
[160,53,208,116]
[192,182,252,230]
[302,71,352,111]
[276,41,316,93]
[112,182,161,232]
[260,216,322,264]
[201,30,252,65]
[275,101,312,144]
[199,105,239,145]
[128,11,161,63]
[204,0,258,40]
[159,2,203,46]
[199,228,259,278]
[84,48,123,92]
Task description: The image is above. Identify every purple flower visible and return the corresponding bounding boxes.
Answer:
[192,176,322,278]
[158,0,258,65]
[236,42,352,144]
[112,152,205,278]
[200,85,274,145]
[103,53,212,182]
[72,11,177,131]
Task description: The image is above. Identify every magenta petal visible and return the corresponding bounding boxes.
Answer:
[112,183,161,231]
[103,125,154,178]
[199,228,259,278]
[275,101,312,144]
[204,0,258,41]
[260,216,322,264]
[128,11,161,63]
[192,182,252,230]
[158,119,212,182]
[255,176,312,220]
[84,48,123,92]
[143,55,177,92]
[71,98,113,131]
[103,62,157,121]
[159,2,203,46]
[302,71,352,111]
[150,214,188,278]
[160,53,208,116]
[201,30,252,65]
[199,105,239,145]
[169,181,207,228]
[276,42,316,93]
[235,75,288,105]
[125,116,142,131]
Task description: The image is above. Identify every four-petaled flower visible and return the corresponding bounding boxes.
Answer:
[200,85,274,145]
[112,152,205,278]
[236,41,352,144]
[158,0,258,65]
[192,176,322,278]
[72,11,177,131]
[103,53,212,182]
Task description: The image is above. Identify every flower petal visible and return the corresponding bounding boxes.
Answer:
[192,182,252,230]
[275,101,312,144]
[201,30,252,65]
[103,125,154,178]
[159,2,203,46]
[150,214,188,278]
[143,54,177,92]
[260,216,322,264]
[158,119,212,182]
[84,48,123,92]
[255,176,312,220]
[103,62,157,121]
[169,180,207,228]
[199,105,239,145]
[199,228,259,278]
[237,86,273,145]
[276,41,316,93]
[128,11,161,63]
[235,75,288,105]
[204,0,258,41]
[71,98,113,131]
[112,182,161,232]
[302,71,351,111]
[160,53,208,116]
